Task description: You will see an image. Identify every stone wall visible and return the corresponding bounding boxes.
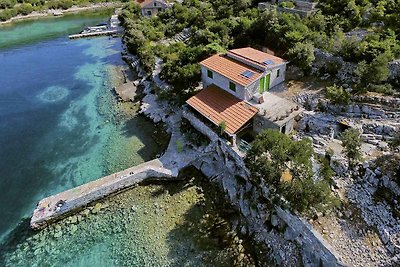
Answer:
[275,207,346,267]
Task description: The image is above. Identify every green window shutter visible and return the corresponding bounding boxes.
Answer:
[207,70,213,79]
[265,74,270,91]
[229,82,236,91]
[259,77,265,93]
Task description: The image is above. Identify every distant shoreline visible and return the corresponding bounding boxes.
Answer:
[0,2,120,26]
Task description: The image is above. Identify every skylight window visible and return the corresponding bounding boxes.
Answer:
[241,70,254,79]
[263,59,275,65]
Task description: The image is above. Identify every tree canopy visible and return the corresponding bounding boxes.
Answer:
[119,0,400,99]
[245,130,336,212]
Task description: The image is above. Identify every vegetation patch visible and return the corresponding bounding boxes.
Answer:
[245,129,339,214]
[0,0,114,21]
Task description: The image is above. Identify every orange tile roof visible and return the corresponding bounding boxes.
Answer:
[186,85,259,135]
[137,0,163,8]
[200,54,263,87]
[228,47,286,67]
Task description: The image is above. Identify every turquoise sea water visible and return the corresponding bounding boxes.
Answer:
[0,12,160,252]
[0,12,244,267]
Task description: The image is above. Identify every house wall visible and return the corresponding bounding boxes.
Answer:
[253,114,296,134]
[201,66,246,100]
[201,63,286,102]
[244,80,260,101]
[253,115,280,133]
[268,64,286,89]
[141,0,169,16]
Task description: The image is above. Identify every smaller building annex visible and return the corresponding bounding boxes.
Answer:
[186,85,259,135]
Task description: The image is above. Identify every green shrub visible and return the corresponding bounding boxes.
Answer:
[245,130,336,213]
[321,61,342,76]
[0,9,14,21]
[0,0,16,9]
[280,1,295,9]
[325,85,351,105]
[16,3,33,15]
[390,132,400,149]
[47,0,74,10]
[367,83,395,95]
[176,140,183,153]
[287,42,315,73]
[341,128,362,166]
[218,121,226,136]
[354,53,391,91]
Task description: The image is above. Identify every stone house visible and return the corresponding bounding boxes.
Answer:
[200,47,287,101]
[186,47,302,148]
[137,0,172,17]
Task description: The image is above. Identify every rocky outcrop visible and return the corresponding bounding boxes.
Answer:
[312,49,356,84]
[331,160,400,260]
[313,49,400,85]
[388,60,400,84]
[275,207,345,267]
[182,108,346,266]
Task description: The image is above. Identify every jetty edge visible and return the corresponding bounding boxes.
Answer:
[30,159,178,230]
[68,11,123,39]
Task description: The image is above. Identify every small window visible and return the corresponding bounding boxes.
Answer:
[207,70,213,79]
[277,69,280,77]
[229,82,236,92]
[146,10,152,16]
[154,2,157,6]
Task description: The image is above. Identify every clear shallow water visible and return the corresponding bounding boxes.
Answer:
[0,13,159,245]
[0,10,113,50]
[0,12,245,267]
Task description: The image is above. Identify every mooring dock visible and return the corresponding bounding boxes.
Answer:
[69,30,120,39]
[30,159,178,229]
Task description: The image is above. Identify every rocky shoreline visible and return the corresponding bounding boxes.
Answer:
[122,39,400,266]
[0,2,119,26]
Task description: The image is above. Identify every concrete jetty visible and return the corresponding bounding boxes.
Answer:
[69,30,120,39]
[30,159,178,230]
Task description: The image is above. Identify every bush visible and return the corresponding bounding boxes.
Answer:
[0,0,16,9]
[280,1,295,9]
[340,128,362,166]
[354,53,391,90]
[287,42,315,73]
[47,0,74,10]
[245,130,335,213]
[16,3,33,15]
[325,85,351,105]
[176,140,183,153]
[218,121,226,136]
[319,61,342,76]
[390,132,400,149]
[367,83,395,95]
[0,9,15,21]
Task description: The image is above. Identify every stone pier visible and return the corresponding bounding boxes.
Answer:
[30,159,178,230]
